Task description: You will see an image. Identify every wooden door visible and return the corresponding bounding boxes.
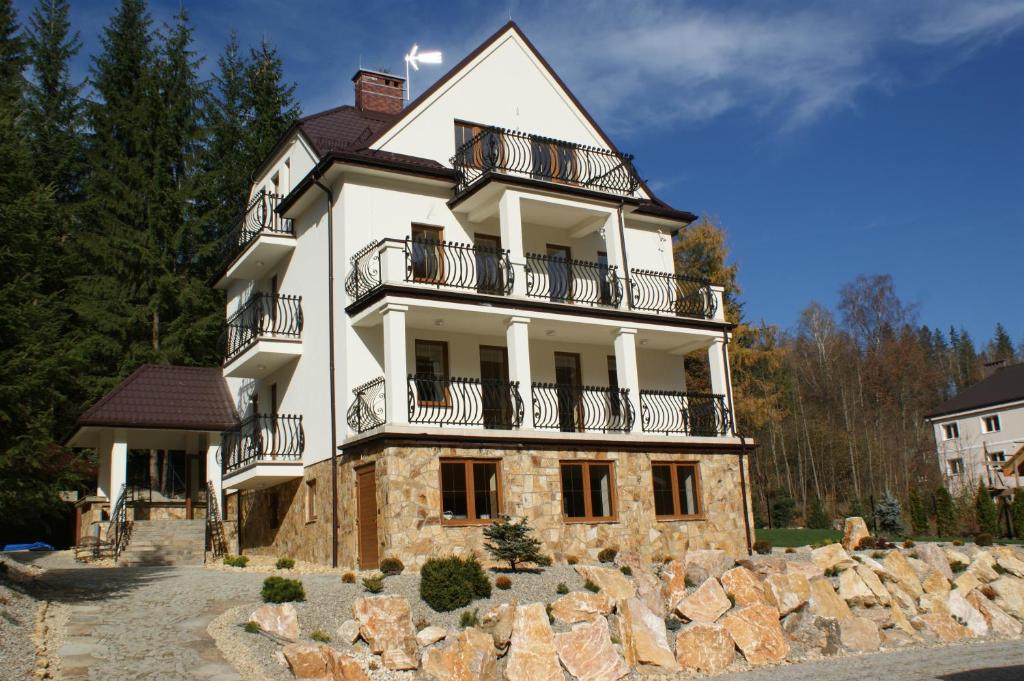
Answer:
[546,245,572,302]
[356,465,379,569]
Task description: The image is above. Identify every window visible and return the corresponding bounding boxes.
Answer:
[560,462,616,521]
[454,121,500,168]
[414,340,449,405]
[411,224,444,282]
[440,459,501,524]
[982,415,1001,433]
[989,451,1007,464]
[305,479,317,522]
[597,251,612,304]
[651,462,702,519]
[942,423,960,440]
[948,458,965,476]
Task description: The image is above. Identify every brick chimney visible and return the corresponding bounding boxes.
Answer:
[352,69,405,114]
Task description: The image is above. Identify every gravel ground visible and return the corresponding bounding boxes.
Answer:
[0,573,39,681]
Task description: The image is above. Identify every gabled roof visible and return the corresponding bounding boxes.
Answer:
[75,364,239,432]
[925,363,1024,419]
[296,105,398,156]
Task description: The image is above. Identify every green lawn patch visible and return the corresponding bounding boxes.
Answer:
[755,528,841,548]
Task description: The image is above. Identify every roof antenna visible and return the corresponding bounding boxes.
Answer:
[508,6,513,20]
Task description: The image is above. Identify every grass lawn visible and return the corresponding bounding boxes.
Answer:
[754,528,841,547]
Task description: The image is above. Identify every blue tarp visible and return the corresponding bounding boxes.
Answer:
[2,542,55,552]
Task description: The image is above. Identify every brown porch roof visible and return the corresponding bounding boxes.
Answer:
[76,364,239,432]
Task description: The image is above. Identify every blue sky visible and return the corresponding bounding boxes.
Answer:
[17,0,1024,345]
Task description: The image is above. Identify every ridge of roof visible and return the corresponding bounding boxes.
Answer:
[925,362,1024,419]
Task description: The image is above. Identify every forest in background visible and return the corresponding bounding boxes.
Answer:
[1,0,1020,535]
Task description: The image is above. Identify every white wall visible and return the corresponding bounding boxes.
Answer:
[932,401,1024,492]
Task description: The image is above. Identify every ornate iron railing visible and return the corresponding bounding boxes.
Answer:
[347,377,386,433]
[406,238,513,295]
[107,483,133,561]
[221,414,304,475]
[628,269,717,319]
[205,480,227,559]
[223,293,303,362]
[345,240,383,301]
[222,190,292,264]
[525,253,622,307]
[408,374,523,429]
[639,391,732,436]
[531,383,634,433]
[451,127,640,196]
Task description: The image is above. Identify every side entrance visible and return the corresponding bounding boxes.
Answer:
[356,464,379,569]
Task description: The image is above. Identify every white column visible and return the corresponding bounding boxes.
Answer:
[109,430,128,510]
[709,285,727,322]
[613,328,641,432]
[207,441,223,505]
[381,303,409,425]
[707,337,735,434]
[601,212,628,309]
[498,191,525,296]
[378,240,406,286]
[97,429,113,498]
[505,316,532,429]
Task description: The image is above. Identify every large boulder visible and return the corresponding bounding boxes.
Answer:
[763,572,810,616]
[479,600,515,654]
[808,578,852,621]
[720,603,789,666]
[661,560,689,613]
[721,566,771,607]
[505,603,562,681]
[811,544,855,572]
[574,565,635,603]
[990,576,1024,619]
[250,603,299,640]
[675,622,735,674]
[916,543,954,581]
[786,560,825,580]
[912,613,972,642]
[282,644,369,681]
[550,591,614,625]
[352,595,419,670]
[995,552,1024,578]
[677,577,731,623]
[889,602,919,639]
[841,517,870,552]
[968,551,1000,583]
[948,590,988,636]
[838,569,876,607]
[336,619,361,644]
[883,550,924,598]
[422,628,496,681]
[921,569,951,597]
[617,596,677,672]
[619,551,665,617]
[686,549,731,579]
[417,626,448,647]
[854,565,890,605]
[966,591,1023,637]
[953,570,982,595]
[838,616,880,652]
[554,617,629,681]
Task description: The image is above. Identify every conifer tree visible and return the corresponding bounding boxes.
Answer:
[243,38,299,176]
[874,492,904,536]
[1011,492,1024,540]
[989,323,1016,364]
[935,486,957,537]
[974,481,998,536]
[908,488,929,535]
[806,497,830,529]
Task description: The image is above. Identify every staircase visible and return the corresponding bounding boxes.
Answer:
[117,519,206,567]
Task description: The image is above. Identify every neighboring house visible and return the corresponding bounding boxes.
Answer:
[925,362,1024,497]
[70,23,754,569]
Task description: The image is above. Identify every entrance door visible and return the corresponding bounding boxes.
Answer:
[356,465,379,569]
[546,245,572,302]
[480,346,511,429]
[554,352,583,432]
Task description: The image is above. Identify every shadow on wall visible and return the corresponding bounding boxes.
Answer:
[238,481,300,550]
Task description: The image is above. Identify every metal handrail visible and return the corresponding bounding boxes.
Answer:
[405,237,513,295]
[347,376,386,433]
[629,269,717,319]
[223,293,303,362]
[408,374,524,429]
[639,390,732,436]
[106,483,133,561]
[221,414,304,474]
[221,190,293,264]
[524,253,622,307]
[205,480,227,559]
[531,383,634,433]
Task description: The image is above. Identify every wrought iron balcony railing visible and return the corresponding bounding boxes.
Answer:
[221,190,293,265]
[451,127,640,196]
[223,293,303,362]
[525,253,622,307]
[628,269,718,319]
[347,377,386,434]
[531,383,634,433]
[345,240,384,301]
[408,374,524,429]
[221,414,304,475]
[639,391,732,436]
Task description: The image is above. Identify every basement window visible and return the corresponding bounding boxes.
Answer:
[942,423,960,440]
[560,462,616,522]
[652,462,702,520]
[440,459,501,525]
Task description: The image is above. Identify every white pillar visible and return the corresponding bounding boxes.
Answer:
[109,430,128,510]
[381,303,409,425]
[613,328,641,432]
[707,337,735,434]
[207,441,223,505]
[498,191,525,296]
[505,316,532,429]
[709,285,727,322]
[97,429,113,498]
[601,212,628,309]
[378,240,406,285]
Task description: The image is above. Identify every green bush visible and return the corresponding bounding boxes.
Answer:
[379,557,404,576]
[419,556,492,612]
[483,516,545,571]
[619,565,632,576]
[975,482,999,537]
[243,621,260,634]
[556,582,569,595]
[535,554,553,567]
[909,489,929,535]
[261,576,305,603]
[276,557,295,570]
[583,579,600,593]
[753,539,772,555]
[806,498,831,530]
[459,608,479,628]
[311,630,330,643]
[495,575,512,590]
[857,537,877,551]
[224,555,249,568]
[951,561,968,574]
[875,492,904,536]
[545,603,554,624]
[770,489,796,528]
[597,548,617,563]
[975,532,994,547]
[936,487,958,537]
[363,574,384,593]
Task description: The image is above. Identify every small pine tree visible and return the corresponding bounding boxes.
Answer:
[908,488,929,535]
[974,481,998,536]
[848,497,866,519]
[1011,492,1024,540]
[482,516,544,572]
[935,486,957,537]
[806,498,830,530]
[769,489,796,528]
[874,492,904,536]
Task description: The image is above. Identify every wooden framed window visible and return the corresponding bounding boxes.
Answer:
[440,458,502,525]
[413,340,450,406]
[454,120,502,168]
[651,462,702,520]
[982,415,1001,433]
[305,479,317,523]
[560,461,617,522]
[411,224,444,283]
[942,423,959,440]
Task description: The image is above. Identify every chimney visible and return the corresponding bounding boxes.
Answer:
[352,69,405,114]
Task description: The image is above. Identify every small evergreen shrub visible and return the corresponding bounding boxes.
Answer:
[224,555,249,568]
[875,492,904,536]
[362,574,384,593]
[244,621,260,634]
[903,540,916,549]
[770,489,796,527]
[535,554,553,567]
[482,516,545,571]
[684,576,696,588]
[495,575,512,590]
[975,483,999,537]
[951,561,968,574]
[619,565,633,576]
[583,579,600,593]
[566,555,579,565]
[871,551,885,559]
[935,487,958,537]
[665,616,682,631]
[753,540,772,555]
[806,498,831,530]
[974,532,994,547]
[824,567,840,578]
[909,489,929,535]
[994,564,1008,575]
[597,548,618,563]
[459,609,480,628]
[311,630,330,643]
[342,571,356,584]
[276,557,295,570]
[556,582,569,595]
[379,557,405,576]
[909,551,919,559]
[420,556,492,612]
[953,539,964,546]
[261,576,305,603]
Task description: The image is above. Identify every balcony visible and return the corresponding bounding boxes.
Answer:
[347,377,387,434]
[629,270,719,319]
[408,375,524,429]
[221,414,304,489]
[216,191,294,286]
[223,293,303,379]
[525,253,622,307]
[531,383,633,433]
[638,391,732,436]
[451,127,640,198]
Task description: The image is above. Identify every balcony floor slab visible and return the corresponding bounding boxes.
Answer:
[223,338,302,379]
[222,460,303,490]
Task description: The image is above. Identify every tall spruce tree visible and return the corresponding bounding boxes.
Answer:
[974,481,998,536]
[989,323,1016,364]
[243,37,299,178]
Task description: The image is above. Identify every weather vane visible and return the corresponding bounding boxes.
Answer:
[404,44,443,100]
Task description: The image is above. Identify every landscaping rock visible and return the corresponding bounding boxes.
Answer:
[948,590,988,636]
[739,555,787,578]
[337,619,361,645]
[250,603,299,641]
[995,553,1024,578]
[916,544,954,581]
[907,556,931,582]
[808,578,852,621]
[838,616,880,652]
[686,549,730,579]
[966,591,1023,637]
[920,592,952,616]
[838,568,876,607]
[661,560,689,612]
[990,576,1024,619]
[887,584,919,615]
[841,517,870,551]
[884,551,923,598]
[763,572,810,616]
[677,577,731,623]
[786,560,825,580]
[618,596,677,672]
[856,555,894,581]
[968,552,1000,583]
[947,548,973,566]
[619,552,665,617]
[325,649,370,681]
[721,566,770,607]
[675,622,735,674]
[913,613,972,642]
[954,570,981,595]
[921,569,951,597]
[352,595,418,671]
[550,591,613,624]
[554,617,629,681]
[889,601,918,638]
[881,629,918,648]
[422,627,496,681]
[574,565,635,603]
[811,544,855,572]
[417,626,447,647]
[479,600,515,654]
[721,603,789,666]
[282,643,327,678]
[852,604,892,628]
[854,565,890,605]
[505,603,562,681]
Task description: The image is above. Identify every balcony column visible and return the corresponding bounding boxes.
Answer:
[207,438,223,508]
[498,191,526,296]
[378,240,407,286]
[613,328,641,433]
[381,303,409,425]
[505,316,533,428]
[707,337,735,434]
[709,285,727,322]
[601,212,628,309]
[108,429,128,510]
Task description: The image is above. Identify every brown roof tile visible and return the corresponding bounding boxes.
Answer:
[925,363,1024,419]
